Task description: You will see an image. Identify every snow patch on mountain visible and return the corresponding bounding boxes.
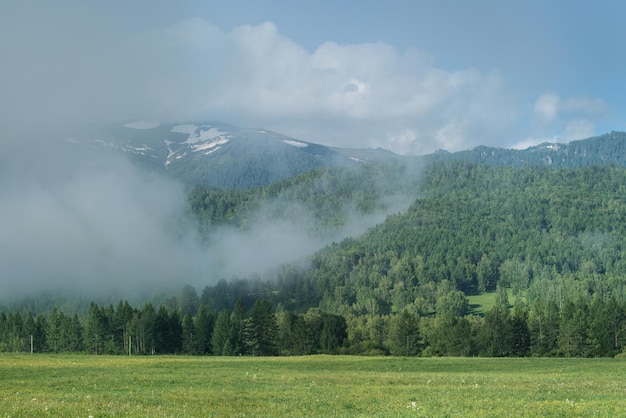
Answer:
[171,124,228,144]
[164,125,231,167]
[192,137,229,152]
[204,147,221,155]
[124,145,153,155]
[283,139,308,148]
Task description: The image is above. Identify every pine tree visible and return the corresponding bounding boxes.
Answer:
[33,314,48,353]
[528,299,559,356]
[558,297,590,357]
[246,299,278,356]
[47,308,60,353]
[194,305,216,355]
[478,305,513,357]
[320,313,347,353]
[388,310,420,356]
[230,299,247,355]
[180,285,200,317]
[511,302,530,356]
[169,310,183,354]
[212,308,232,356]
[182,313,196,355]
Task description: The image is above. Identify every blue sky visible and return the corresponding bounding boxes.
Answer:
[1,0,624,154]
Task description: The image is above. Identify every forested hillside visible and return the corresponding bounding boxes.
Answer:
[304,161,626,315]
[188,160,421,236]
[3,159,626,357]
[428,131,626,168]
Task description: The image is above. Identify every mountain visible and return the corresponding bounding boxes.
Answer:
[331,146,406,162]
[61,120,626,189]
[66,121,379,189]
[429,131,626,168]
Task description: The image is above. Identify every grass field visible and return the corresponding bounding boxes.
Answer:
[1,354,625,417]
[467,288,523,314]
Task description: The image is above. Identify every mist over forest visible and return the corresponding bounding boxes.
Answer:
[0,132,420,306]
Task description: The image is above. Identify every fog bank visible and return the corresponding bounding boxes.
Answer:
[0,137,416,303]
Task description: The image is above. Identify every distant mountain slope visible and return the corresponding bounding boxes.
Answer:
[69,121,365,188]
[429,131,626,168]
[330,147,405,163]
[63,122,626,188]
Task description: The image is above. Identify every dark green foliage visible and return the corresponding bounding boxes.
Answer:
[179,285,200,318]
[245,300,278,356]
[277,311,314,355]
[388,310,420,356]
[422,314,476,356]
[194,305,216,355]
[428,131,626,168]
[84,303,107,355]
[211,309,232,356]
[558,297,590,357]
[114,300,134,355]
[320,313,347,353]
[1,294,625,357]
[188,160,419,238]
[154,306,182,354]
[230,299,248,356]
[528,299,560,356]
[604,296,626,355]
[301,162,626,320]
[478,305,513,357]
[511,303,530,356]
[131,303,156,355]
[9,142,626,357]
[181,314,196,355]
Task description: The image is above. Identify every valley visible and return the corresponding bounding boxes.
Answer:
[2,125,626,358]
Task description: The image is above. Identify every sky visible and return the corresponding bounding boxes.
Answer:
[1,0,625,154]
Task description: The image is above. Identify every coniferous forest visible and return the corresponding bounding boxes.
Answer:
[3,159,626,357]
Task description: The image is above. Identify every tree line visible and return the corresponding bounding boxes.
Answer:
[5,161,626,357]
[0,298,347,357]
[188,161,419,237]
[289,162,626,316]
[186,162,626,320]
[1,288,625,357]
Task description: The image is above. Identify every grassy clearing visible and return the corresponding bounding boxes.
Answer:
[468,288,524,314]
[1,354,625,417]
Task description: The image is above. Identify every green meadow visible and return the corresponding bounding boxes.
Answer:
[1,355,624,417]
[467,288,522,315]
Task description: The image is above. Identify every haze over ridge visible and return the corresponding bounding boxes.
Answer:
[2,1,623,155]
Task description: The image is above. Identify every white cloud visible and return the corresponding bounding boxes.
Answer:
[534,93,608,122]
[0,12,521,154]
[176,20,517,153]
[534,93,560,123]
[563,118,596,141]
[0,8,612,155]
[530,93,610,144]
[510,137,547,150]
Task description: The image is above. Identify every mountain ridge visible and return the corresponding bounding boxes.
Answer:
[428,131,626,168]
[63,121,626,188]
[70,121,385,188]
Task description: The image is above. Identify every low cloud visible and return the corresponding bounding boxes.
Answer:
[2,8,519,155]
[204,192,413,280]
[530,93,610,144]
[0,137,416,303]
[0,144,204,300]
